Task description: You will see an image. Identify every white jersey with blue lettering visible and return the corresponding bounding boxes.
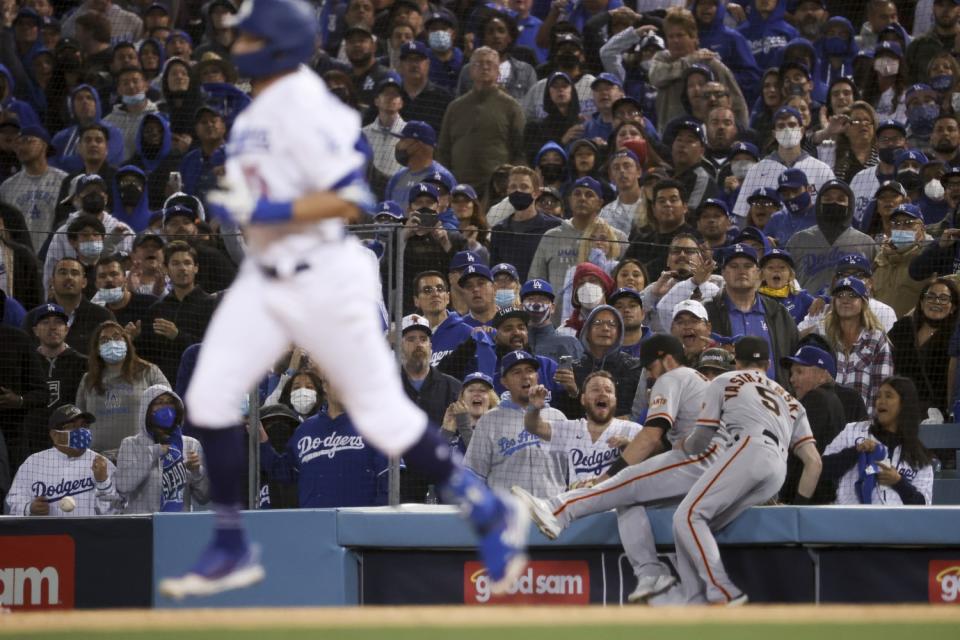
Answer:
[647,366,709,446]
[545,418,643,485]
[697,369,814,461]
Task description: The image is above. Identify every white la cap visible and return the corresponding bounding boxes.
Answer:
[401,314,431,335]
[672,299,709,322]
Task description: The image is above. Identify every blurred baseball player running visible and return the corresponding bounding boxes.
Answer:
[513,334,719,603]
[672,336,822,605]
[158,0,528,599]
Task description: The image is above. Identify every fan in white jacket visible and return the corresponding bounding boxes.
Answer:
[5,405,120,516]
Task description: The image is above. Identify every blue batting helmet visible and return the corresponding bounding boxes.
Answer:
[228,0,316,79]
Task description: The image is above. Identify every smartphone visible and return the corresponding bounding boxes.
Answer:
[558,355,573,371]
[417,210,439,229]
[167,171,182,194]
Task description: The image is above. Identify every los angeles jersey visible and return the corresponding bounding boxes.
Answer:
[698,370,814,461]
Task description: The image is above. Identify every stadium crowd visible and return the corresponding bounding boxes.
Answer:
[0,0,952,517]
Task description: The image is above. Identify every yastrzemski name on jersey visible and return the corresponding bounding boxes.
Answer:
[297,432,367,463]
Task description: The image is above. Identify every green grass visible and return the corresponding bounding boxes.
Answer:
[9,624,957,640]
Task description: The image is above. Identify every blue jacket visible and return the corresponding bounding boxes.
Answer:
[783,38,828,103]
[814,17,859,92]
[260,411,388,508]
[51,84,126,172]
[430,312,475,366]
[0,64,40,129]
[764,206,816,247]
[428,47,464,92]
[693,0,761,104]
[111,165,153,232]
[179,144,225,202]
[738,0,797,73]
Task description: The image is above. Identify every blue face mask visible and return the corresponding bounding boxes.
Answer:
[823,37,848,56]
[99,339,127,364]
[890,229,916,248]
[56,427,92,450]
[150,406,178,429]
[907,103,939,133]
[930,75,953,93]
[784,190,811,214]
[122,92,146,106]
[495,289,515,308]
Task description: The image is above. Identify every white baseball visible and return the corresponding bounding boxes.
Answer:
[59,496,76,512]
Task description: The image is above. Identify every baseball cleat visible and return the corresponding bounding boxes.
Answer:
[727,593,749,607]
[511,485,561,540]
[627,574,678,603]
[158,542,264,600]
[481,493,530,595]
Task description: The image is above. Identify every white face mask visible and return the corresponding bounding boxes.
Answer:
[873,58,900,77]
[97,287,124,304]
[730,160,754,179]
[925,178,945,201]
[290,388,317,415]
[577,282,604,309]
[775,127,803,149]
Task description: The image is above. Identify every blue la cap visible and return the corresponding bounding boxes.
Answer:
[894,148,929,167]
[730,141,759,160]
[905,83,935,102]
[591,72,623,89]
[458,263,493,287]
[735,227,766,246]
[760,248,795,269]
[891,203,923,220]
[608,287,642,306]
[14,7,40,24]
[423,170,454,191]
[449,250,484,272]
[571,176,603,198]
[451,183,478,201]
[374,200,404,220]
[166,29,193,45]
[747,186,782,205]
[836,253,872,276]
[671,117,706,144]
[610,148,641,166]
[492,262,520,282]
[548,71,573,87]
[31,303,68,326]
[425,8,457,28]
[774,106,803,124]
[409,182,439,203]
[394,120,436,147]
[400,40,430,59]
[463,371,494,388]
[500,350,540,377]
[941,164,960,180]
[780,345,837,378]
[724,243,759,265]
[77,173,107,192]
[778,167,809,190]
[876,119,907,136]
[697,197,730,218]
[779,60,812,79]
[375,72,402,95]
[520,278,555,300]
[874,40,903,59]
[19,124,50,145]
[832,276,868,298]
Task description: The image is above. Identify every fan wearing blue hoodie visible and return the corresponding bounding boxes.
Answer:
[781,37,827,103]
[127,113,182,210]
[0,64,40,130]
[764,167,817,246]
[692,0,762,105]
[111,166,152,233]
[178,105,226,203]
[815,17,860,92]
[50,84,125,173]
[739,0,798,73]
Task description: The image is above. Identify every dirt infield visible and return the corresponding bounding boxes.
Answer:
[2,605,958,634]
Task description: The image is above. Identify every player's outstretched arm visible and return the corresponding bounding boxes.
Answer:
[208,173,365,225]
[523,385,553,441]
[793,441,822,504]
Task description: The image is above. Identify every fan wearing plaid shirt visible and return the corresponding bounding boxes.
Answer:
[822,277,894,415]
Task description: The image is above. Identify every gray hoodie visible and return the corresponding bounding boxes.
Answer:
[115,384,209,514]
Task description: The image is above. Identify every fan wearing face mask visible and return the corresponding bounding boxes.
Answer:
[279,370,324,420]
[520,278,584,364]
[764,167,816,247]
[905,84,940,151]
[4,404,120,516]
[862,41,907,123]
[65,214,106,299]
[91,254,157,340]
[115,385,208,514]
[732,106,835,219]
[850,119,907,228]
[110,165,152,233]
[786,179,878,295]
[558,262,614,338]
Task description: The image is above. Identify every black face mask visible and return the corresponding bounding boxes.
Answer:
[119,184,143,207]
[81,193,105,213]
[878,146,900,165]
[508,191,534,210]
[540,164,564,183]
[394,148,411,166]
[555,51,580,68]
[897,169,923,191]
[817,201,850,244]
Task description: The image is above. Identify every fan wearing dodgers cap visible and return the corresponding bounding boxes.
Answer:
[702,243,799,382]
[384,120,455,209]
[763,167,816,247]
[361,75,407,179]
[757,248,815,324]
[440,372,499,453]
[873,203,931,317]
[464,350,569,498]
[665,116,721,213]
[672,335,821,605]
[732,105,836,219]
[778,344,846,504]
[797,252,897,336]
[520,278,584,364]
[848,119,908,226]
